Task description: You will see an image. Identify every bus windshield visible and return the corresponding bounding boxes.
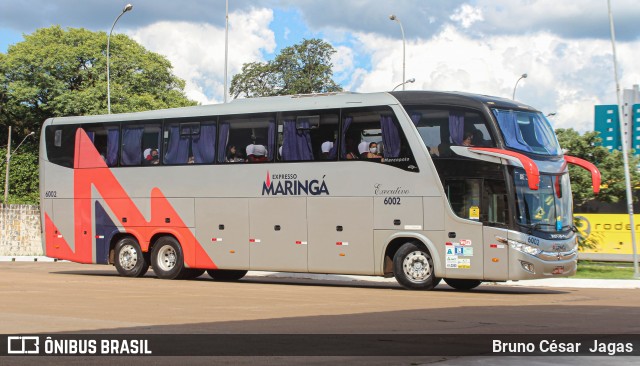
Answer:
[514,168,573,233]
[492,109,561,156]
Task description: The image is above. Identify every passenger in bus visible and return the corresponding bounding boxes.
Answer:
[344,138,359,160]
[358,141,369,159]
[366,142,382,159]
[150,149,159,164]
[321,141,334,160]
[248,144,268,162]
[462,132,474,147]
[187,156,195,164]
[226,145,244,162]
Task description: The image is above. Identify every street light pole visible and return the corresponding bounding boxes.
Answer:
[389,15,406,91]
[4,128,35,204]
[223,0,229,103]
[512,73,527,100]
[392,78,415,91]
[607,0,639,278]
[107,3,133,114]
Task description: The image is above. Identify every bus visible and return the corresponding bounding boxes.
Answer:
[39,91,601,290]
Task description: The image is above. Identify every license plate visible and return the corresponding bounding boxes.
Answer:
[552,266,564,275]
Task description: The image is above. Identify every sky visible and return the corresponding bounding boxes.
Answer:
[1,0,639,133]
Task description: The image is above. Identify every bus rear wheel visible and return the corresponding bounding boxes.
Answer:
[151,236,185,280]
[444,278,482,290]
[393,242,440,290]
[207,269,248,281]
[114,237,149,277]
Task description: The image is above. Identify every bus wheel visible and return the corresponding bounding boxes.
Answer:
[151,236,185,280]
[114,237,149,278]
[206,269,248,281]
[393,242,439,290]
[444,278,482,291]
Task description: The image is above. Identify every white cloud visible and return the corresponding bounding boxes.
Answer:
[450,4,484,29]
[128,8,276,105]
[348,25,640,133]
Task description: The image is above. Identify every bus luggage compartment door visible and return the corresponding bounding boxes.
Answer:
[249,197,308,272]
[195,198,249,270]
[307,197,374,275]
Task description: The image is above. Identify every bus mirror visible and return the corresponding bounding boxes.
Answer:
[564,155,601,194]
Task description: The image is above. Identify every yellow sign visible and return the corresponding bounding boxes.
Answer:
[469,206,480,221]
[575,214,638,255]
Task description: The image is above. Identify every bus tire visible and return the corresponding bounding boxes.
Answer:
[393,242,440,290]
[207,269,248,281]
[444,278,482,290]
[151,236,185,280]
[114,237,149,278]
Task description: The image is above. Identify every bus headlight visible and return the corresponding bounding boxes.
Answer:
[509,240,542,256]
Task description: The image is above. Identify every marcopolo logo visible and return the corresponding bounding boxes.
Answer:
[262,171,329,196]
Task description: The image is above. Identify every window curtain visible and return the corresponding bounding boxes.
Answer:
[86,131,95,143]
[121,126,144,166]
[449,111,464,145]
[106,128,119,167]
[492,109,532,152]
[267,120,276,159]
[192,123,216,164]
[282,119,313,161]
[410,113,421,126]
[340,116,353,158]
[217,122,230,162]
[380,115,401,158]
[164,125,190,164]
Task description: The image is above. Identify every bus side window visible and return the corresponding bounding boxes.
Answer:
[279,110,339,162]
[83,124,119,167]
[45,125,77,168]
[163,121,216,165]
[341,106,415,170]
[121,122,161,166]
[218,114,276,163]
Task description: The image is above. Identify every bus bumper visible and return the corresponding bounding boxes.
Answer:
[508,250,578,281]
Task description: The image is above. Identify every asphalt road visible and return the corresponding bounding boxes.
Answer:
[1,261,639,365]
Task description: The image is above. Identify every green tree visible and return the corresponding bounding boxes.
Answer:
[0,25,197,204]
[556,128,640,208]
[230,38,343,98]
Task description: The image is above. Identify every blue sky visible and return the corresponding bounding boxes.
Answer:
[1,0,639,132]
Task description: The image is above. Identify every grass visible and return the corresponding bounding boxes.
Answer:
[574,261,638,279]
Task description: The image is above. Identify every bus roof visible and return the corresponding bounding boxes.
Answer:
[45,90,540,125]
[390,90,539,112]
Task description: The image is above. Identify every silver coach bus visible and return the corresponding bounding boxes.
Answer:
[39,91,600,290]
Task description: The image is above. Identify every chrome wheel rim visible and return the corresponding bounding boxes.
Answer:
[118,244,138,271]
[402,250,431,283]
[157,245,177,272]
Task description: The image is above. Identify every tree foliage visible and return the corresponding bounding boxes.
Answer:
[0,26,196,204]
[556,128,640,208]
[230,38,342,98]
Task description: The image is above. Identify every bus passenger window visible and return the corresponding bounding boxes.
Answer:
[121,123,161,166]
[341,107,416,171]
[164,121,216,165]
[278,110,339,162]
[83,124,120,167]
[45,125,77,168]
[409,108,495,158]
[217,114,276,163]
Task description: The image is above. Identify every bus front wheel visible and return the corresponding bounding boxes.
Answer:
[207,269,248,281]
[444,278,482,290]
[393,242,440,290]
[114,237,149,278]
[151,236,185,280]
